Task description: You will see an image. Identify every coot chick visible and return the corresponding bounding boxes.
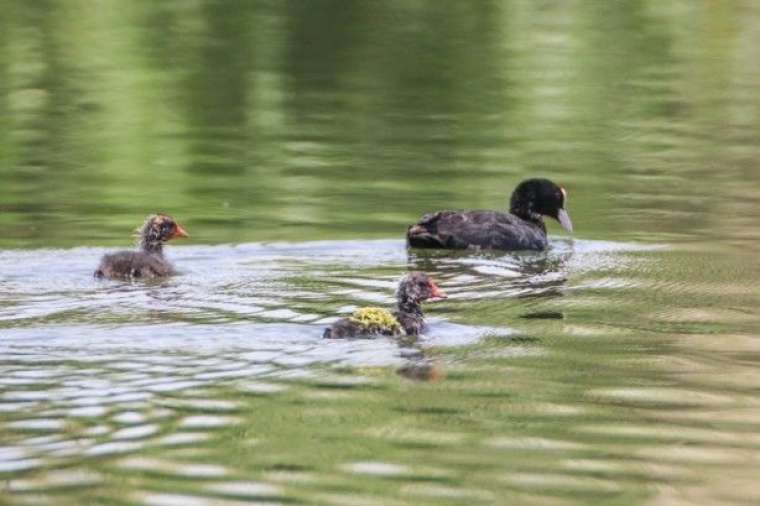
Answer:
[407,178,572,251]
[94,214,189,280]
[323,272,447,339]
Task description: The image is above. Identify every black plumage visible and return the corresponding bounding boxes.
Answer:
[94,214,189,280]
[407,178,572,251]
[323,272,446,339]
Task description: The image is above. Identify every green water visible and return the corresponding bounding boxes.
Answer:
[2,1,760,505]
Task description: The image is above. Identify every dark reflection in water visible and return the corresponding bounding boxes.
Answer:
[3,0,760,505]
[519,311,564,320]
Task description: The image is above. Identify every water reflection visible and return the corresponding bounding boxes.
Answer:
[2,2,759,250]
[0,237,677,505]
[4,0,760,504]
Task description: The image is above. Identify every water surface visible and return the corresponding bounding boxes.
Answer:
[2,1,760,505]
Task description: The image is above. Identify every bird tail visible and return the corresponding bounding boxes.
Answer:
[407,224,438,248]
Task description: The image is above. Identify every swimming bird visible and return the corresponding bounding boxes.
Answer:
[406,178,572,251]
[323,272,447,338]
[94,214,189,280]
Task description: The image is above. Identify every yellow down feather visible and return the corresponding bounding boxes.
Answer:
[349,307,402,334]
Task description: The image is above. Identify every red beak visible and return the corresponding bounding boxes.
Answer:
[429,281,447,300]
[171,224,190,239]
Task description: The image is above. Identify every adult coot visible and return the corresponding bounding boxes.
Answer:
[407,178,572,251]
[323,272,446,338]
[94,214,189,280]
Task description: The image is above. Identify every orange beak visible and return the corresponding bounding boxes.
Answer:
[429,281,447,300]
[171,224,190,239]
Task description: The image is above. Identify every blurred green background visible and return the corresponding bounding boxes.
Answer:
[2,0,759,248]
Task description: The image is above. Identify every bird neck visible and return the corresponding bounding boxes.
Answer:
[395,298,425,335]
[510,205,546,231]
[397,298,423,318]
[397,298,422,315]
[140,239,164,255]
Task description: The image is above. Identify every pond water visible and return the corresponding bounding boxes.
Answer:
[2,1,760,505]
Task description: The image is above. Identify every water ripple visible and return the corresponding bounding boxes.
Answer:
[2,238,757,505]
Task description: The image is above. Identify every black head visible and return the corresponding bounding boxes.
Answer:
[397,271,447,304]
[137,214,189,252]
[509,178,573,232]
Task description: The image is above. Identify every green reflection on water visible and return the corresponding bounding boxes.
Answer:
[2,0,758,249]
[3,1,760,505]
